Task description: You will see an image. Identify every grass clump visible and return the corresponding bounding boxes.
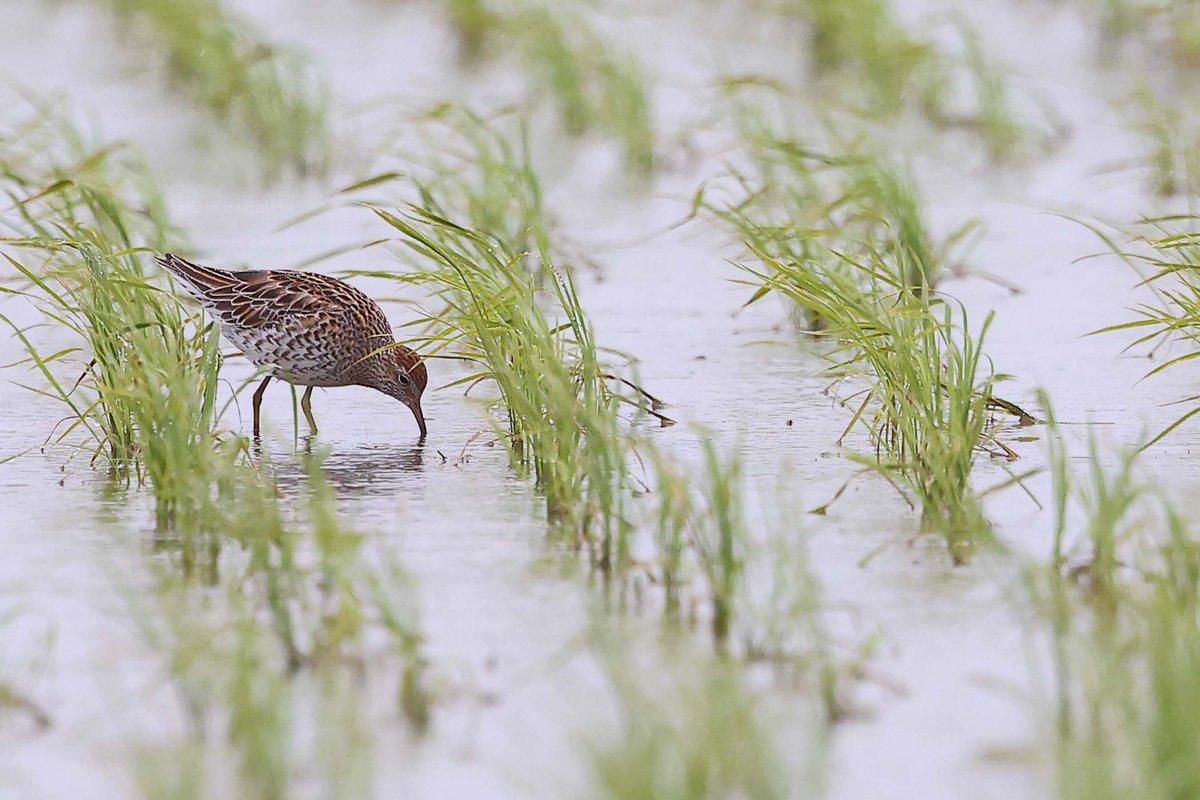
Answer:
[743,251,999,562]
[337,110,661,568]
[1122,84,1200,196]
[959,26,1025,163]
[763,0,946,118]
[365,105,559,276]
[709,113,975,327]
[432,1,654,177]
[515,5,654,177]
[104,0,330,180]
[749,5,1041,160]
[641,438,863,719]
[370,202,636,567]
[642,436,746,645]
[714,122,1008,562]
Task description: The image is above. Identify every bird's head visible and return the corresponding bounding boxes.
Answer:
[374,345,428,437]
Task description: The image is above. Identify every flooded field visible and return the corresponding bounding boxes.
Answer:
[4,1,1200,799]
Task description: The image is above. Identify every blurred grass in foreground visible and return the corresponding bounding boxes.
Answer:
[1033,399,1200,800]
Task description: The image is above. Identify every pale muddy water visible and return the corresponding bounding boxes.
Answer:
[2,1,1199,799]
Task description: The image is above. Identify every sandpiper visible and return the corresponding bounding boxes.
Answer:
[157,253,427,438]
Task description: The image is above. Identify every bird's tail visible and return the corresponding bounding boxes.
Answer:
[156,253,237,296]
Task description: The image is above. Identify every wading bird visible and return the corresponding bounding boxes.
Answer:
[157,253,427,438]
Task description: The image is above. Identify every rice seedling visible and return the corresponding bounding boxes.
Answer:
[1124,85,1184,196]
[959,26,1025,164]
[1038,398,1145,617]
[0,104,240,531]
[759,0,948,119]
[332,108,662,566]
[692,437,744,645]
[748,3,1044,161]
[639,437,864,720]
[1117,84,1200,197]
[633,435,749,644]
[514,4,655,177]
[421,1,654,177]
[743,247,999,562]
[102,0,330,180]
[1091,214,1200,445]
[643,445,692,617]
[369,203,637,567]
[709,110,1011,561]
[725,188,988,557]
[1029,408,1200,800]
[363,105,559,277]
[708,111,976,329]
[447,0,496,64]
[0,610,51,731]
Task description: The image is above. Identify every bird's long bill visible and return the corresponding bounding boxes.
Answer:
[408,398,428,438]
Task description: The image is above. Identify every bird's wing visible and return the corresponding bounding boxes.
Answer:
[205,270,343,329]
[158,254,358,331]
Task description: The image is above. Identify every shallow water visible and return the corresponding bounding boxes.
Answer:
[3,1,1200,799]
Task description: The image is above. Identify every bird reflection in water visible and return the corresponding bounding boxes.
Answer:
[259,438,428,497]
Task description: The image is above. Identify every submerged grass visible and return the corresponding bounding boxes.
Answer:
[1032,403,1200,800]
[584,623,822,800]
[137,455,428,798]
[104,0,330,180]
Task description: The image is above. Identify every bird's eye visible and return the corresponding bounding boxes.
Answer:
[397,373,411,386]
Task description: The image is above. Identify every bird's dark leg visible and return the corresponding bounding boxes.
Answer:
[252,376,271,439]
[301,386,318,434]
